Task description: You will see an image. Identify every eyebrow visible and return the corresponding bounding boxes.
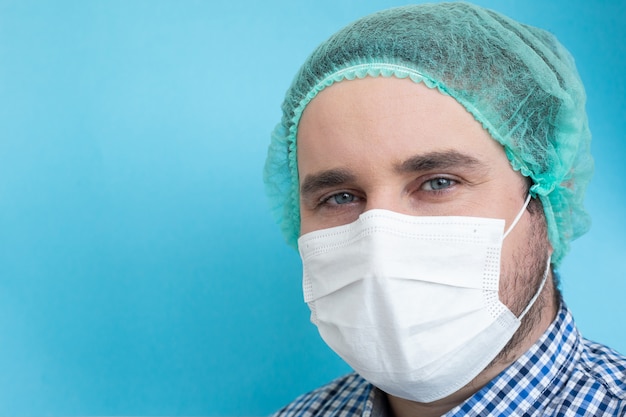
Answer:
[300,168,356,199]
[395,150,484,173]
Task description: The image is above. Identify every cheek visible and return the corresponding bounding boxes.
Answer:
[498,211,551,304]
[500,209,533,267]
[498,214,530,292]
[299,202,364,236]
[299,210,322,236]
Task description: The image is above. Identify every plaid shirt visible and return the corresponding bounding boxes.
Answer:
[272,303,626,416]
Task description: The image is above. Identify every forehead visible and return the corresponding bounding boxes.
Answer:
[296,76,509,174]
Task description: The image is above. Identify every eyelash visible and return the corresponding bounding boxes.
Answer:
[420,176,457,193]
[315,176,458,209]
[319,191,362,208]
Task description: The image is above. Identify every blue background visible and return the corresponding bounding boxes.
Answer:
[0,0,624,415]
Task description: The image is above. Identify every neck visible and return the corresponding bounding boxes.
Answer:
[387,278,559,417]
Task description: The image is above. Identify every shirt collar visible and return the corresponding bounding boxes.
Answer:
[446,301,581,416]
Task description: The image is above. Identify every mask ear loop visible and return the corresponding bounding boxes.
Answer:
[502,194,551,320]
[518,255,551,320]
[503,194,532,240]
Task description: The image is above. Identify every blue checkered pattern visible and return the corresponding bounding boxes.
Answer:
[271,303,626,416]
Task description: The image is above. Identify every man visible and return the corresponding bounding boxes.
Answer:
[263,3,626,416]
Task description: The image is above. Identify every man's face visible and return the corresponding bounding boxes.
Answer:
[297,76,551,332]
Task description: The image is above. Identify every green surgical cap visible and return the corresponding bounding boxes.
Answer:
[264,2,593,266]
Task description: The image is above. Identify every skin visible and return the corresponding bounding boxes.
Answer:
[297,76,558,417]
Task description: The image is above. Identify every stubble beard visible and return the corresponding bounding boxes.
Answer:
[487,198,557,367]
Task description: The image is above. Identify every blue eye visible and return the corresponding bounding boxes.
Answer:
[329,192,356,205]
[424,177,454,191]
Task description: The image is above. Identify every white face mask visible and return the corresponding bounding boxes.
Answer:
[298,195,549,403]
